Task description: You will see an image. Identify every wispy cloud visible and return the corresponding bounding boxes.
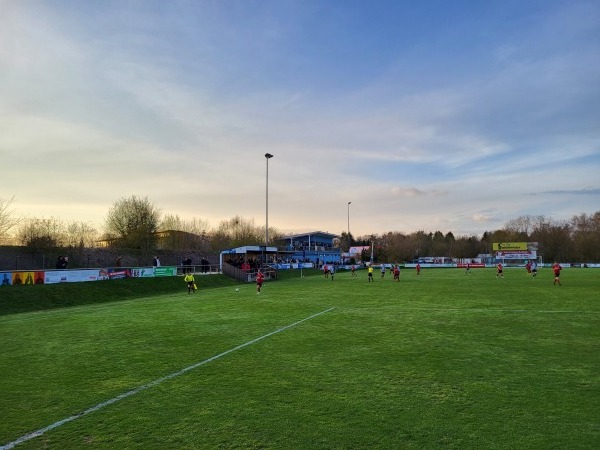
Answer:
[540,188,600,196]
[390,187,446,198]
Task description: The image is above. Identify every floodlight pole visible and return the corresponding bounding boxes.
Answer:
[347,201,351,251]
[265,153,273,247]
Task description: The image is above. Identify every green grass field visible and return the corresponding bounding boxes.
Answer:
[1,268,599,449]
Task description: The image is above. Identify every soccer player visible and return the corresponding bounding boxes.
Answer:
[351,265,356,277]
[552,262,562,286]
[380,264,386,278]
[416,263,421,276]
[256,269,265,293]
[465,263,471,274]
[368,266,374,282]
[531,260,538,278]
[496,262,504,278]
[184,272,195,294]
[330,264,335,281]
[323,264,329,278]
[393,264,400,281]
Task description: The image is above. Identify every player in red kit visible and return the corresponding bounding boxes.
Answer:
[496,263,504,278]
[256,270,265,294]
[552,262,562,286]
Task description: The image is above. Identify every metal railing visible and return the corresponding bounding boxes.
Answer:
[177,265,221,275]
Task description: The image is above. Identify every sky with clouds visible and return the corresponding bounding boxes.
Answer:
[1,0,599,238]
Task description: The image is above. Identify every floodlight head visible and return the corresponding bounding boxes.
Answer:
[265,153,274,159]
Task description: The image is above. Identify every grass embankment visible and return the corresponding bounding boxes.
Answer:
[0,269,322,316]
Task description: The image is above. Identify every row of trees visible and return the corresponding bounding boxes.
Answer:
[342,212,600,264]
[0,196,287,266]
[1,196,599,265]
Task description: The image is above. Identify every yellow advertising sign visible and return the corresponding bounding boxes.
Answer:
[492,242,528,251]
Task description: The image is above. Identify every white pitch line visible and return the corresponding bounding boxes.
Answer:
[0,307,335,450]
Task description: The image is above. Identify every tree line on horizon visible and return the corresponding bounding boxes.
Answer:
[1,196,599,265]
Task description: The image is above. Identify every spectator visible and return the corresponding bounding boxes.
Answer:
[55,256,69,269]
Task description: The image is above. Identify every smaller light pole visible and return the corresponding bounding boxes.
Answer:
[265,153,273,247]
[371,236,375,263]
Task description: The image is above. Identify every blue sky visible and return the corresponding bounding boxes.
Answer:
[1,0,599,237]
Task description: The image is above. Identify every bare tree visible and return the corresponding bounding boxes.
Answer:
[384,232,413,263]
[65,221,98,267]
[209,216,263,250]
[0,196,22,244]
[159,214,210,251]
[64,221,98,249]
[504,215,534,238]
[17,217,66,251]
[161,215,210,235]
[430,230,447,257]
[447,235,481,260]
[409,231,432,260]
[104,195,161,264]
[570,212,600,262]
[530,217,572,262]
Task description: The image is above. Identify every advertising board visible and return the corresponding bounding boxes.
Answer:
[154,266,177,277]
[67,269,102,283]
[45,270,69,284]
[131,267,155,278]
[496,253,536,260]
[0,272,12,286]
[492,242,528,251]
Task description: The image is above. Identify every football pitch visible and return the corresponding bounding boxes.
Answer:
[1,268,599,449]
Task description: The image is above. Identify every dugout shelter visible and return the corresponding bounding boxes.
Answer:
[220,245,278,282]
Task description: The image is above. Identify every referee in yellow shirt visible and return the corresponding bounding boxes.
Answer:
[184,273,196,293]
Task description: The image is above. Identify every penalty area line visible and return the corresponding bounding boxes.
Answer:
[0,307,335,450]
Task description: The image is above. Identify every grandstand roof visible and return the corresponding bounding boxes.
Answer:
[282,231,339,240]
